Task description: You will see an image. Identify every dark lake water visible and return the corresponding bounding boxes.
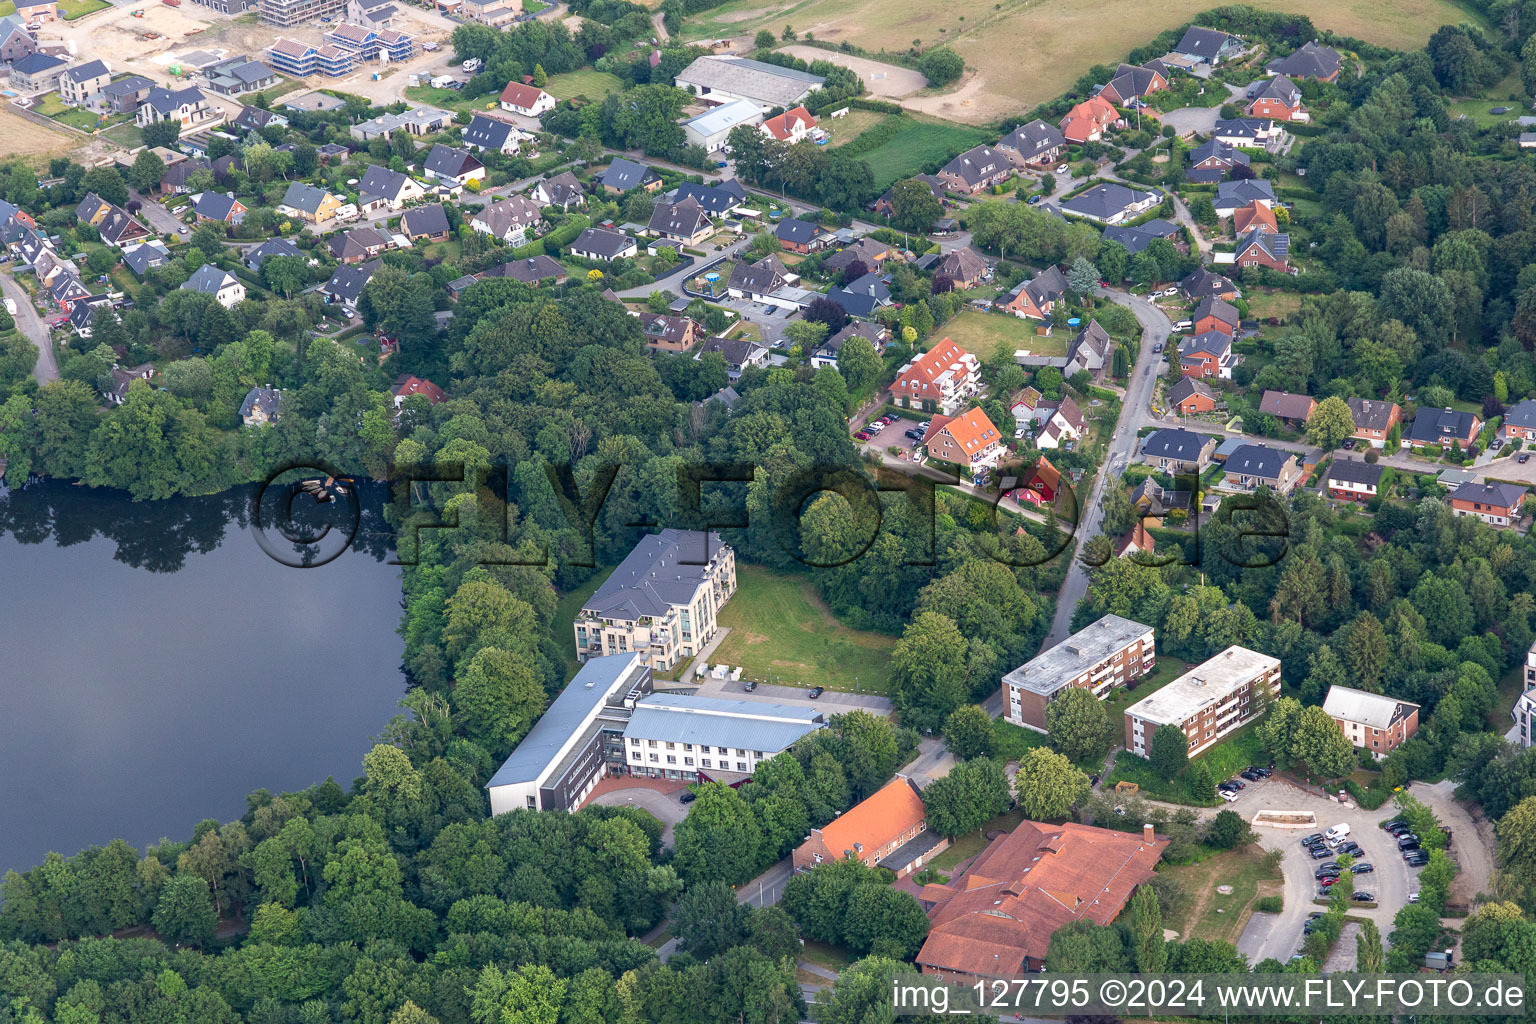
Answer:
[0,480,405,874]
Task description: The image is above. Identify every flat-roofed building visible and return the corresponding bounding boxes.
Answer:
[1123,646,1279,758]
[622,693,823,782]
[1003,615,1156,732]
[1322,684,1419,758]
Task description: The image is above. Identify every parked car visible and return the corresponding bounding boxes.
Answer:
[1352,891,1375,902]
[1383,819,1409,833]
[1056,165,1070,175]
[1152,342,1162,353]
[2,298,14,316]
[1523,453,1532,464]
[680,789,697,803]
[1340,842,1363,857]
[807,686,824,699]
[1318,861,1339,871]
[1408,892,1420,903]
[1318,876,1339,887]
[1026,194,1042,204]
[1315,868,1339,879]
[1405,851,1429,866]
[1219,789,1239,802]
[1247,766,1271,777]
[1354,862,1374,874]
[1310,846,1331,860]
[743,680,757,692]
[1173,319,1193,331]
[1240,768,1262,781]
[1397,835,1421,850]
[1300,833,1324,847]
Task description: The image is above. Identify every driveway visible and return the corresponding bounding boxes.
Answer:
[1233,783,1419,965]
[778,46,926,99]
[588,785,690,847]
[1,272,57,384]
[1412,779,1493,910]
[1160,105,1225,138]
[688,676,894,714]
[134,191,185,238]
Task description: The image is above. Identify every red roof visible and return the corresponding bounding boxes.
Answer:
[393,375,446,404]
[499,81,551,109]
[809,777,926,860]
[760,105,816,140]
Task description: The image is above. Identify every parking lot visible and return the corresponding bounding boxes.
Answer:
[855,414,927,460]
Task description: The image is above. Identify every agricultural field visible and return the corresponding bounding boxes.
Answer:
[0,106,83,165]
[681,0,1481,123]
[544,69,624,101]
[711,565,897,693]
[851,115,988,189]
[936,308,1065,364]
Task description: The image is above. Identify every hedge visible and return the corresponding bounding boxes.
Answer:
[809,95,905,117]
[510,213,591,259]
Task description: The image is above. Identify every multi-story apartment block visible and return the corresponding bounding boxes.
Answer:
[891,338,982,415]
[573,529,736,672]
[1123,646,1280,758]
[621,694,823,782]
[1003,615,1156,732]
[259,0,343,27]
[1322,685,1419,758]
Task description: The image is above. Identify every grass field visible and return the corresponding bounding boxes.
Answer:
[1108,720,1267,805]
[711,565,896,693]
[0,105,81,165]
[544,69,624,102]
[684,0,1480,122]
[404,84,497,118]
[1162,845,1283,944]
[823,108,888,147]
[58,0,111,17]
[931,808,1026,870]
[33,93,100,132]
[856,116,989,189]
[0,1,14,13]
[937,308,1065,364]
[1244,290,1303,322]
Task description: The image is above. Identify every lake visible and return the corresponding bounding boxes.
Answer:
[0,479,405,875]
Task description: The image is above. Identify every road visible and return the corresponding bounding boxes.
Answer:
[738,856,792,908]
[134,190,186,238]
[1,272,58,384]
[1041,288,1171,646]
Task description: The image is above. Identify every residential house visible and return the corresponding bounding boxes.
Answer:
[461,114,527,154]
[826,271,892,320]
[1214,178,1277,216]
[399,204,450,242]
[1124,646,1279,758]
[1016,454,1062,506]
[76,193,149,248]
[1406,407,1481,450]
[792,777,943,879]
[671,179,748,217]
[1186,137,1249,183]
[135,85,213,128]
[1222,443,1302,493]
[870,174,945,219]
[1063,320,1114,380]
[1101,218,1181,256]
[244,237,305,271]
[1177,330,1234,378]
[1450,481,1528,527]
[1193,296,1240,335]
[648,197,713,247]
[1010,386,1046,428]
[357,165,424,214]
[1036,393,1086,449]
[923,406,1005,470]
[0,15,38,65]
[1168,376,1217,414]
[1060,182,1160,224]
[638,312,698,353]
[569,226,637,262]
[1346,397,1401,447]
[936,144,1011,195]
[673,55,824,113]
[681,99,764,152]
[531,171,585,210]
[1211,117,1283,147]
[1323,685,1418,757]
[459,0,520,26]
[181,264,246,308]
[892,338,981,415]
[822,236,891,273]
[328,226,394,264]
[9,51,67,92]
[350,106,451,140]
[422,143,485,187]
[1503,398,1536,442]
[697,336,769,377]
[1258,389,1316,426]
[915,820,1165,981]
[597,157,661,194]
[201,56,278,97]
[106,362,154,405]
[933,246,990,289]
[997,119,1067,168]
[192,191,247,226]
[759,105,817,142]
[1000,265,1068,320]
[727,255,796,304]
[282,181,345,225]
[470,196,545,245]
[1141,427,1216,473]
[1248,74,1306,121]
[1116,521,1156,559]
[1058,93,1120,143]
[1171,25,1243,65]
[392,374,446,407]
[68,295,111,339]
[59,59,111,107]
[239,386,284,427]
[94,74,153,115]
[321,258,381,315]
[1099,62,1168,105]
[14,0,57,21]
[810,321,889,368]
[159,157,206,196]
[1130,476,1191,521]
[480,254,567,287]
[1181,266,1238,301]
[1232,200,1277,236]
[1326,458,1383,502]
[1266,40,1341,82]
[122,240,171,277]
[499,81,556,116]
[775,217,826,254]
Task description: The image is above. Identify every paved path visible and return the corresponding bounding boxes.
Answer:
[134,190,185,238]
[1413,779,1493,909]
[587,785,688,847]
[2,272,57,384]
[738,856,792,907]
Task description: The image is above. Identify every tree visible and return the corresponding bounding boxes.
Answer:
[1305,395,1356,450]
[81,167,129,208]
[841,884,930,959]
[1013,747,1089,820]
[838,335,881,393]
[1187,760,1216,803]
[152,875,217,948]
[754,29,776,49]
[1357,919,1385,973]
[943,705,995,759]
[922,756,1011,837]
[128,150,166,194]
[140,119,180,149]
[1291,704,1355,779]
[261,254,309,300]
[890,611,969,733]
[1124,884,1166,973]
[1068,256,1099,298]
[1045,920,1129,972]
[918,47,964,87]
[1258,696,1303,765]
[1205,809,1253,849]
[674,880,750,958]
[672,782,763,884]
[804,296,849,333]
[1149,724,1188,781]
[890,178,942,233]
[452,647,547,755]
[531,63,547,87]
[1045,686,1110,763]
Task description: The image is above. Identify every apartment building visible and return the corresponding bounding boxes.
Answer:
[622,694,823,782]
[259,0,344,27]
[573,529,736,672]
[1322,685,1419,758]
[1003,615,1156,732]
[891,338,982,415]
[1123,646,1280,758]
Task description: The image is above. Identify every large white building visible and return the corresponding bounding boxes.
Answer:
[485,653,653,815]
[574,529,736,672]
[681,99,764,153]
[674,55,824,113]
[1002,615,1155,733]
[1123,646,1280,759]
[622,693,825,782]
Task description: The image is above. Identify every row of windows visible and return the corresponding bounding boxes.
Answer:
[638,754,752,772]
[629,738,759,755]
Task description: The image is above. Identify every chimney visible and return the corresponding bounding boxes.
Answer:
[1143,823,1155,844]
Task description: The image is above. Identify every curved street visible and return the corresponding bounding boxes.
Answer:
[1,271,58,384]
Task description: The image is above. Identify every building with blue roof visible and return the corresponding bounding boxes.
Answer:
[621,693,825,782]
[681,99,764,153]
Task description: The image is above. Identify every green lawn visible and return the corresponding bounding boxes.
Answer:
[1161,845,1283,945]
[1107,721,1267,806]
[58,0,110,17]
[544,69,623,102]
[853,117,990,191]
[100,122,144,148]
[937,308,1065,364]
[33,92,100,131]
[931,808,1026,871]
[0,2,15,14]
[711,565,896,694]
[404,84,497,118]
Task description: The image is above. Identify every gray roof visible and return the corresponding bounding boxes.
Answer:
[122,240,170,275]
[1212,117,1272,142]
[729,257,789,295]
[1236,227,1288,260]
[1266,41,1341,80]
[462,114,515,150]
[323,258,381,304]
[1327,458,1383,487]
[1344,398,1395,432]
[940,144,1008,187]
[485,254,566,283]
[571,226,633,259]
[1190,137,1249,168]
[63,59,109,83]
[672,180,745,216]
[1179,330,1230,360]
[1252,74,1301,107]
[776,217,820,245]
[1174,25,1237,59]
[102,74,153,98]
[182,264,237,295]
[359,163,415,202]
[1127,647,1279,725]
[1451,480,1528,509]
[1193,296,1239,326]
[622,692,824,755]
[675,54,825,107]
[1002,614,1155,697]
[1104,62,1165,100]
[649,197,710,238]
[245,236,304,269]
[1224,443,1292,479]
[1322,685,1417,730]
[239,386,284,420]
[1101,218,1179,255]
[1182,266,1235,299]
[1215,177,1276,208]
[1060,182,1158,220]
[998,119,1066,161]
[485,654,649,789]
[1408,407,1478,443]
[400,203,450,238]
[280,180,331,214]
[11,52,65,75]
[143,84,206,115]
[599,157,658,192]
[424,143,481,179]
[1142,427,1212,462]
[1506,398,1536,429]
[193,191,241,222]
[581,529,727,621]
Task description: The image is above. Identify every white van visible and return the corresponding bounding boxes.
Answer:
[1325,823,1351,845]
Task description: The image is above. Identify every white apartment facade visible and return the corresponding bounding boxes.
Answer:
[622,693,824,782]
[1123,646,1280,758]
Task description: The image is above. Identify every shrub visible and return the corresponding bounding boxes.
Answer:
[1255,896,1283,913]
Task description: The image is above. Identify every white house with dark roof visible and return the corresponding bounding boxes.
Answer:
[181,264,245,308]
[470,195,544,245]
[239,386,285,426]
[357,164,425,213]
[1171,25,1243,65]
[59,59,111,106]
[461,113,528,154]
[423,143,485,186]
[936,144,1011,195]
[1060,182,1160,224]
[135,85,214,127]
[569,226,637,262]
[1326,458,1383,502]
